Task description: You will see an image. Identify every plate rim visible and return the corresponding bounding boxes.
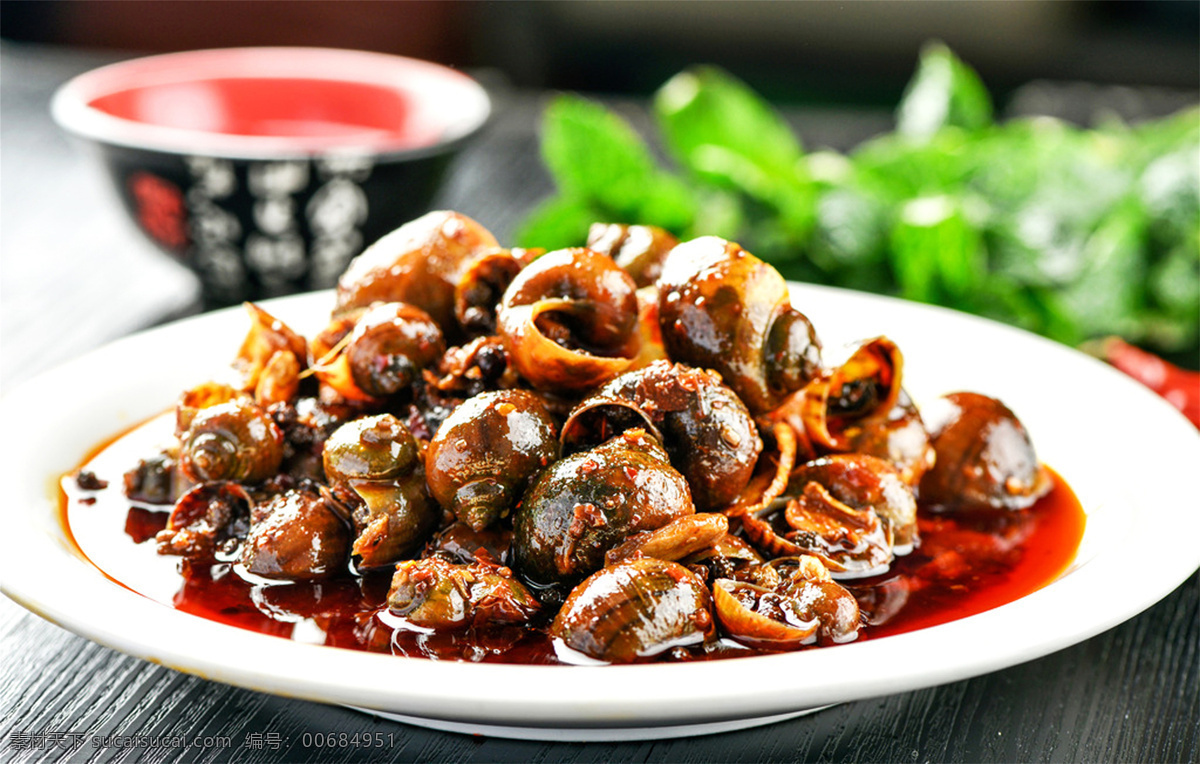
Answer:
[2,285,1198,733]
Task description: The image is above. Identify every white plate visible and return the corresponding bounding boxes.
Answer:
[2,286,1198,741]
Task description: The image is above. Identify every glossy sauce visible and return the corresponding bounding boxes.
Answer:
[62,413,1086,664]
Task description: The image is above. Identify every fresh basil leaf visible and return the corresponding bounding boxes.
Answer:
[971,119,1132,217]
[1147,237,1200,329]
[963,274,1047,334]
[518,51,1199,361]
[513,196,597,251]
[635,172,698,234]
[1033,286,1086,347]
[540,94,660,221]
[656,66,804,178]
[896,41,993,139]
[536,94,698,236]
[852,128,973,201]
[655,66,813,239]
[808,186,889,274]
[979,119,1135,291]
[1050,197,1147,341]
[889,195,983,303]
[1141,145,1200,249]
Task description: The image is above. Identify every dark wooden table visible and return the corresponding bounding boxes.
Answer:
[2,43,1197,763]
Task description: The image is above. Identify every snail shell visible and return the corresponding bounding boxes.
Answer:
[512,429,694,591]
[586,222,679,288]
[155,481,252,562]
[312,302,445,401]
[844,389,935,491]
[790,454,918,557]
[454,249,526,337]
[323,414,437,568]
[179,398,284,484]
[801,336,904,451]
[426,390,560,532]
[713,556,860,650]
[388,557,541,630]
[497,247,641,394]
[550,557,715,663]
[561,360,762,509]
[657,236,821,414]
[919,392,1051,513]
[240,487,351,581]
[335,210,500,335]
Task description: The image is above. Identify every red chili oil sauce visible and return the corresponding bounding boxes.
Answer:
[61,413,1087,664]
[89,78,440,147]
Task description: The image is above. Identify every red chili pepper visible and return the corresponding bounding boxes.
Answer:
[1087,337,1200,428]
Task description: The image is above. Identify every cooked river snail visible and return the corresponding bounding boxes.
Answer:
[657,236,822,414]
[497,247,641,394]
[115,209,1071,665]
[425,389,560,531]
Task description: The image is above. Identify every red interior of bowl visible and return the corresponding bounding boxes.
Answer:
[88,77,440,147]
[54,48,491,156]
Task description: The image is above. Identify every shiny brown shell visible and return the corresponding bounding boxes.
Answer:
[843,390,936,491]
[335,210,500,334]
[561,360,763,509]
[349,473,437,568]
[323,414,437,568]
[790,453,919,554]
[801,337,904,452]
[155,481,252,562]
[497,247,641,393]
[586,222,679,288]
[454,249,525,337]
[388,557,541,630]
[713,556,861,649]
[550,557,715,663]
[240,487,351,580]
[312,302,445,401]
[179,398,284,484]
[425,389,560,531]
[657,236,821,414]
[512,429,695,590]
[919,392,1052,513]
[323,413,421,484]
[348,302,445,396]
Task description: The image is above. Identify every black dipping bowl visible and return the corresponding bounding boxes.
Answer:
[52,47,491,305]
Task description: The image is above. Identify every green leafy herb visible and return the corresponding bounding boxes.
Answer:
[890,195,984,303]
[515,95,697,249]
[518,45,1200,359]
[655,67,814,241]
[895,41,993,139]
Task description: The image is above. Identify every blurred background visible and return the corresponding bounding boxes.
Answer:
[3,0,1198,110]
[2,0,1198,380]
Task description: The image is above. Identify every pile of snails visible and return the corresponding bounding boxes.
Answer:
[131,210,1052,664]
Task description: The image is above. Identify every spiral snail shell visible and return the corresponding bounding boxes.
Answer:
[179,398,284,484]
[497,247,641,394]
[657,236,821,414]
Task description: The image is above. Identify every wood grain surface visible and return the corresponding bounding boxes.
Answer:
[1,43,1196,763]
